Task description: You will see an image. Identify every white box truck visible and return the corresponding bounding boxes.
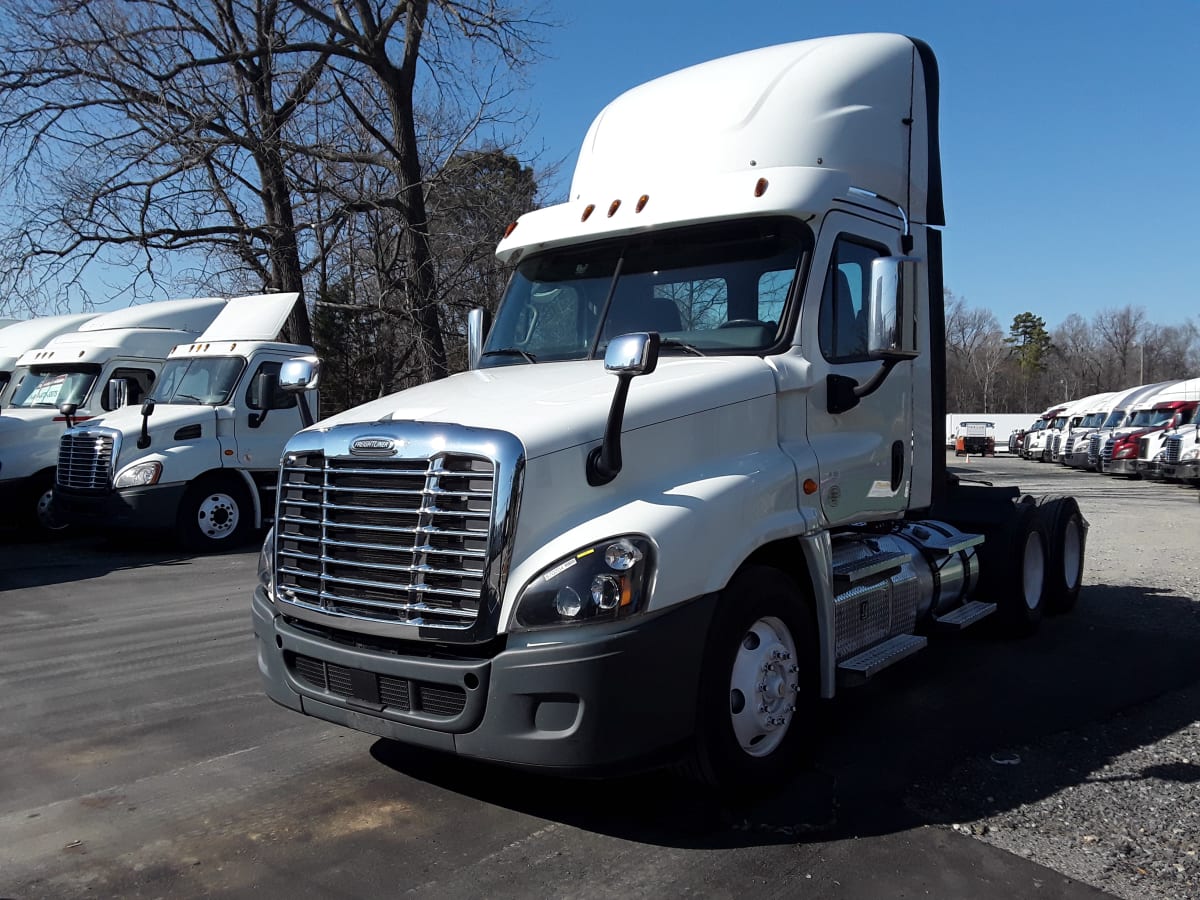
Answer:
[0,297,227,531]
[53,293,317,550]
[251,34,1087,786]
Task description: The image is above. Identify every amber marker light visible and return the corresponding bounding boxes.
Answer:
[607,199,621,217]
[581,204,596,221]
[754,178,769,197]
[803,478,818,495]
[502,221,518,238]
[635,195,649,213]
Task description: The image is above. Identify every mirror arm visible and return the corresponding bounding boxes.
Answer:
[136,399,155,449]
[826,358,902,415]
[298,393,315,429]
[249,407,268,429]
[587,374,633,486]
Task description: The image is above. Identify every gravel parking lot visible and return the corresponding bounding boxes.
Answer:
[1,452,1197,899]
[919,453,1200,900]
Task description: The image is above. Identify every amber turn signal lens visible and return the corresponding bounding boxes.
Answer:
[754,178,769,197]
[803,478,818,495]
[581,204,595,222]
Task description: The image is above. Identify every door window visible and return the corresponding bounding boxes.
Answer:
[818,238,884,362]
[245,361,297,410]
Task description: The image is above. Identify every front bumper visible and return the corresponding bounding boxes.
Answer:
[1105,457,1140,476]
[1161,460,1200,481]
[252,587,716,773]
[53,483,188,530]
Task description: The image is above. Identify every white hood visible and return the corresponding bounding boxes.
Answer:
[313,356,779,460]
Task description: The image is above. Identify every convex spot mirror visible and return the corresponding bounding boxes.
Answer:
[279,356,321,393]
[867,256,921,360]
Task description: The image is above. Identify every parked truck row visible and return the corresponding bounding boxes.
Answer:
[0,293,317,547]
[1012,379,1200,492]
[250,34,1090,788]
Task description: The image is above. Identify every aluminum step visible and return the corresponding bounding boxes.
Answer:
[932,600,996,632]
[833,550,910,587]
[837,634,927,686]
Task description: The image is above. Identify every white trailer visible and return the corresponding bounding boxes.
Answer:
[251,34,1086,787]
[52,293,317,550]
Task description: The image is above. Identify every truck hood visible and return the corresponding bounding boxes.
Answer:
[311,357,779,460]
[73,404,218,462]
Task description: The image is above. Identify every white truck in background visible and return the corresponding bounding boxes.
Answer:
[0,297,228,531]
[0,313,101,406]
[251,34,1088,787]
[1056,392,1116,466]
[53,293,317,550]
[1021,402,1070,461]
[1045,393,1110,463]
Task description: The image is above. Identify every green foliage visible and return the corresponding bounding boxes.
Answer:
[1005,311,1055,377]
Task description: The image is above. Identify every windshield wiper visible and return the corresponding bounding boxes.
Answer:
[481,348,538,364]
[659,339,706,357]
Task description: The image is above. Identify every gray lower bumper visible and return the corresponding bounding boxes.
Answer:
[1161,461,1200,481]
[252,587,716,772]
[1106,458,1139,475]
[54,483,188,530]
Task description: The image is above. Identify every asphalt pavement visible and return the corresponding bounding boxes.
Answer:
[2,455,1196,899]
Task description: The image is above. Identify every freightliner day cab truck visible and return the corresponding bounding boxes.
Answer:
[53,293,317,550]
[252,34,1088,786]
[0,297,227,531]
[1056,392,1115,467]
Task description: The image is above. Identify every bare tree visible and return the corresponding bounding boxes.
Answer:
[0,0,344,341]
[1092,306,1147,386]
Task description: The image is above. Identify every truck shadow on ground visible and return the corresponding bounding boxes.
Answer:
[370,583,1200,850]
[0,528,259,592]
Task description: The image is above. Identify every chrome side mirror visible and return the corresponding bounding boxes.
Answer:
[604,332,660,376]
[867,256,921,360]
[588,333,661,486]
[106,378,130,409]
[279,356,321,392]
[467,308,492,370]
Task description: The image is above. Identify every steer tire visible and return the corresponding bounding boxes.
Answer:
[1035,496,1087,615]
[684,566,817,791]
[176,477,252,552]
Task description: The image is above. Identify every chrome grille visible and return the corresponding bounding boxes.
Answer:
[57,431,115,489]
[1165,435,1183,465]
[1088,433,1101,465]
[275,452,495,631]
[1101,435,1115,463]
[1064,434,1078,455]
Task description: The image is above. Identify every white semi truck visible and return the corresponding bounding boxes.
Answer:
[252,34,1087,786]
[0,313,101,406]
[52,293,316,550]
[1056,392,1116,467]
[0,297,227,531]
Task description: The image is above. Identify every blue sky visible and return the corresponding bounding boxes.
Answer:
[517,0,1200,332]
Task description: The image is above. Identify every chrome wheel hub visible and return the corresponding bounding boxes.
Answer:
[728,615,799,758]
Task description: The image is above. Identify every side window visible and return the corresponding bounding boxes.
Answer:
[245,361,297,410]
[818,238,882,362]
[102,367,156,410]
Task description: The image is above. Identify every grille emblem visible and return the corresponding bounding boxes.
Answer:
[351,437,398,456]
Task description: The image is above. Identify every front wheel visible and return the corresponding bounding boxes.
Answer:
[176,478,251,551]
[30,472,69,536]
[687,566,816,789]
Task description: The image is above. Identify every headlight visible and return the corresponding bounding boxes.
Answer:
[511,536,654,631]
[114,460,163,488]
[258,527,275,599]
[1115,445,1136,459]
[1182,447,1200,462]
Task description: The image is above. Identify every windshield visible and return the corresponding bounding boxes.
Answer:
[1128,407,1175,428]
[1029,420,1047,432]
[482,218,806,366]
[10,366,99,409]
[1051,416,1068,429]
[1078,412,1105,428]
[1102,409,1125,428]
[152,357,246,405]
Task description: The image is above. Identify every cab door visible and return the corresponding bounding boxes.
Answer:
[802,211,913,526]
[229,355,309,473]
